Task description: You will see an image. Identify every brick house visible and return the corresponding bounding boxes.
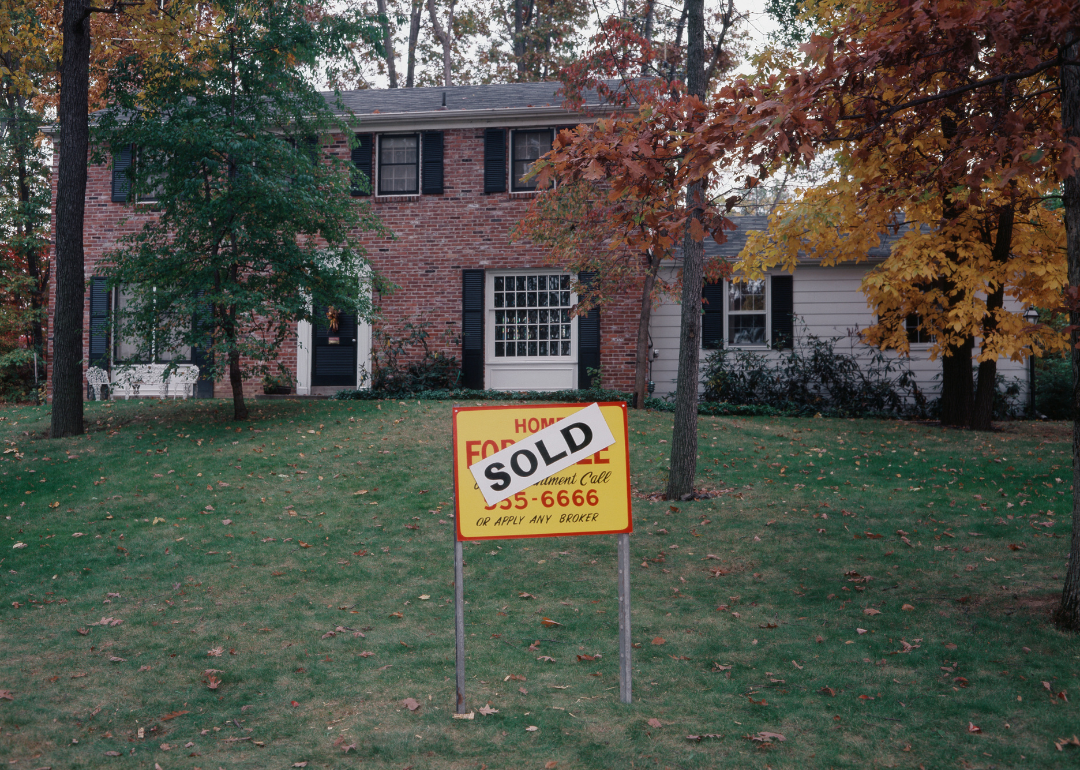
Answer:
[47,81,1033,406]
[47,82,642,399]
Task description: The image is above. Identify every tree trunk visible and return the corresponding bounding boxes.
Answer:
[1055,35,1080,633]
[375,0,398,88]
[939,335,974,427]
[665,0,705,501]
[51,0,92,438]
[425,0,454,87]
[633,252,661,408]
[406,0,422,88]
[971,204,1014,431]
[228,346,247,420]
[513,0,526,78]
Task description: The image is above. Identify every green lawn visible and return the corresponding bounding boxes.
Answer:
[0,398,1077,769]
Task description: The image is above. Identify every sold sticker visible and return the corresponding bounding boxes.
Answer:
[468,402,615,506]
[452,402,632,541]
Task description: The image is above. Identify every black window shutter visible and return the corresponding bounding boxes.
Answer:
[351,134,373,196]
[421,131,444,194]
[770,275,794,350]
[483,128,506,194]
[576,272,601,389]
[701,279,725,349]
[89,277,110,368]
[461,270,485,389]
[111,145,132,203]
[191,290,215,397]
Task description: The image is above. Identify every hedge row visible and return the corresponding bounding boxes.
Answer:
[332,387,783,417]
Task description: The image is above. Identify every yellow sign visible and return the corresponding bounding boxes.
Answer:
[453,402,632,541]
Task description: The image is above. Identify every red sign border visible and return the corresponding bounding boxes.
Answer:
[452,402,633,542]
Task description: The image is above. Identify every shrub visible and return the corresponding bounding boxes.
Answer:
[1035,355,1071,419]
[701,322,926,418]
[370,315,462,395]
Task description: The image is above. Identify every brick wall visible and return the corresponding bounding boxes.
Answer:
[46,125,640,401]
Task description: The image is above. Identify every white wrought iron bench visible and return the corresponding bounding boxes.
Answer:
[86,364,201,400]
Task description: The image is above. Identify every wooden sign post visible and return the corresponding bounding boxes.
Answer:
[451,402,634,712]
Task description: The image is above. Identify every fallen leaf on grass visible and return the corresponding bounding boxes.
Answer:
[208,647,223,657]
[1055,735,1080,751]
[687,734,723,741]
[647,718,662,728]
[504,674,526,682]
[159,710,189,721]
[478,705,498,715]
[108,656,125,663]
[540,617,561,627]
[298,541,312,548]
[576,654,600,662]
[901,604,915,611]
[712,663,732,672]
[968,723,982,733]
[652,637,666,645]
[750,731,786,743]
[0,690,13,700]
[389,612,403,619]
[359,651,375,658]
[403,698,420,711]
[333,736,356,752]
[71,672,87,679]
[526,725,538,732]
[537,656,556,662]
[77,628,89,636]
[856,628,868,635]
[519,592,536,599]
[545,762,558,769]
[104,751,121,756]
[748,697,768,706]
[820,686,836,696]
[293,763,308,768]
[205,674,221,690]
[419,595,430,600]
[863,608,881,616]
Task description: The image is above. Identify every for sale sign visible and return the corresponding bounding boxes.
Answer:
[453,402,632,541]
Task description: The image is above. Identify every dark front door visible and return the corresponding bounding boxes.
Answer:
[312,305,357,387]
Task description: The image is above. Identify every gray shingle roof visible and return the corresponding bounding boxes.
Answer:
[704,215,906,263]
[326,81,609,116]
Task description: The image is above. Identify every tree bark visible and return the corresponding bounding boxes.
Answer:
[425,0,454,87]
[665,0,705,501]
[971,204,1014,431]
[939,334,974,427]
[405,0,422,88]
[375,0,399,88]
[1055,35,1080,633]
[633,252,661,408]
[51,0,92,438]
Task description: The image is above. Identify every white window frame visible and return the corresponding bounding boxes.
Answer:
[112,286,193,365]
[375,133,420,197]
[724,276,770,349]
[510,128,554,192]
[484,270,579,391]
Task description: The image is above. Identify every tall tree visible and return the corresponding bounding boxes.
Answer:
[96,0,385,421]
[713,0,1080,627]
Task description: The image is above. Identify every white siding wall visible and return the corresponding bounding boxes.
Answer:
[649,263,1030,406]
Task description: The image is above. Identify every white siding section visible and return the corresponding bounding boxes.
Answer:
[649,263,1031,406]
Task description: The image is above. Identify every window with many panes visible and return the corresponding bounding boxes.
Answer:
[114,287,192,363]
[378,134,419,195]
[511,129,553,191]
[728,279,767,345]
[492,274,573,357]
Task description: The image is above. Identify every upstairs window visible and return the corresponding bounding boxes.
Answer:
[378,134,419,195]
[728,279,767,346]
[511,129,553,191]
